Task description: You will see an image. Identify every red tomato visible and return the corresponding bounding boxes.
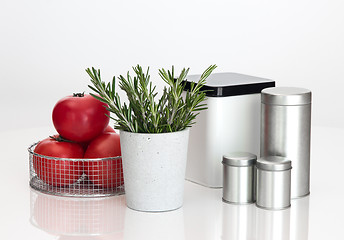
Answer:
[52,93,110,142]
[33,136,84,187]
[104,125,116,133]
[80,125,116,151]
[84,132,123,188]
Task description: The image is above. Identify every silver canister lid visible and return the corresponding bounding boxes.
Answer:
[256,156,292,171]
[222,152,257,167]
[261,87,312,106]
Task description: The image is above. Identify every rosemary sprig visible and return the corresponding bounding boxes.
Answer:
[86,64,217,133]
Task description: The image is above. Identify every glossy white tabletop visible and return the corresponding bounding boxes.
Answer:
[0,125,343,240]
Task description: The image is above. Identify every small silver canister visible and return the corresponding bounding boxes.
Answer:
[261,87,311,199]
[256,156,292,210]
[222,152,257,204]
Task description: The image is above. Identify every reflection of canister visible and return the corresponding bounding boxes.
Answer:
[261,87,311,198]
[256,205,291,240]
[222,204,256,239]
[256,156,292,210]
[290,196,310,240]
[222,152,256,204]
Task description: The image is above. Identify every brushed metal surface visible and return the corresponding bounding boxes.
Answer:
[261,88,311,198]
[256,165,291,210]
[223,165,255,204]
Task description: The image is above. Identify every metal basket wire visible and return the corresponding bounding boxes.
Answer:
[28,142,125,197]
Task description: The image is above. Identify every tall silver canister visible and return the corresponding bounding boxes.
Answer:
[256,156,292,210]
[261,87,311,198]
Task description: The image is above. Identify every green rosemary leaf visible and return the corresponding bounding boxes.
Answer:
[89,93,107,104]
[87,64,216,133]
[88,85,100,94]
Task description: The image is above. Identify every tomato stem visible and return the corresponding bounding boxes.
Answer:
[73,92,85,97]
[50,135,75,143]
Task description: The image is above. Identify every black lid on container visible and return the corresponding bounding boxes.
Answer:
[182,72,275,97]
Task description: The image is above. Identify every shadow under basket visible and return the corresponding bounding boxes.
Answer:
[28,142,125,197]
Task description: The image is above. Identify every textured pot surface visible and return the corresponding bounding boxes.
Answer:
[120,129,190,212]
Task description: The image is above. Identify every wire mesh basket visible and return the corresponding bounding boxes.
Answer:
[28,142,125,197]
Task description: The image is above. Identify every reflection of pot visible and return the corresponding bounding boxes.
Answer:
[30,189,126,236]
[123,206,185,240]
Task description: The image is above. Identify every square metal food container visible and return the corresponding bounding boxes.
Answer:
[182,72,275,188]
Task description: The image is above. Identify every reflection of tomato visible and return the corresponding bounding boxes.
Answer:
[84,133,123,188]
[57,232,124,240]
[32,190,126,236]
[33,136,84,186]
[52,93,109,142]
[33,192,79,234]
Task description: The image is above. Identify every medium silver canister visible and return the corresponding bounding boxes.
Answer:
[261,87,311,198]
[222,152,257,204]
[256,156,292,210]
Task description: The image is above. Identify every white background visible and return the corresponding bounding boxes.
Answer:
[1,2,344,239]
[1,0,344,131]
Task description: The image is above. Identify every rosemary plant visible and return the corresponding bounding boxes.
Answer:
[86,64,217,133]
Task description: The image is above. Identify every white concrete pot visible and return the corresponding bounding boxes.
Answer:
[120,128,190,212]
